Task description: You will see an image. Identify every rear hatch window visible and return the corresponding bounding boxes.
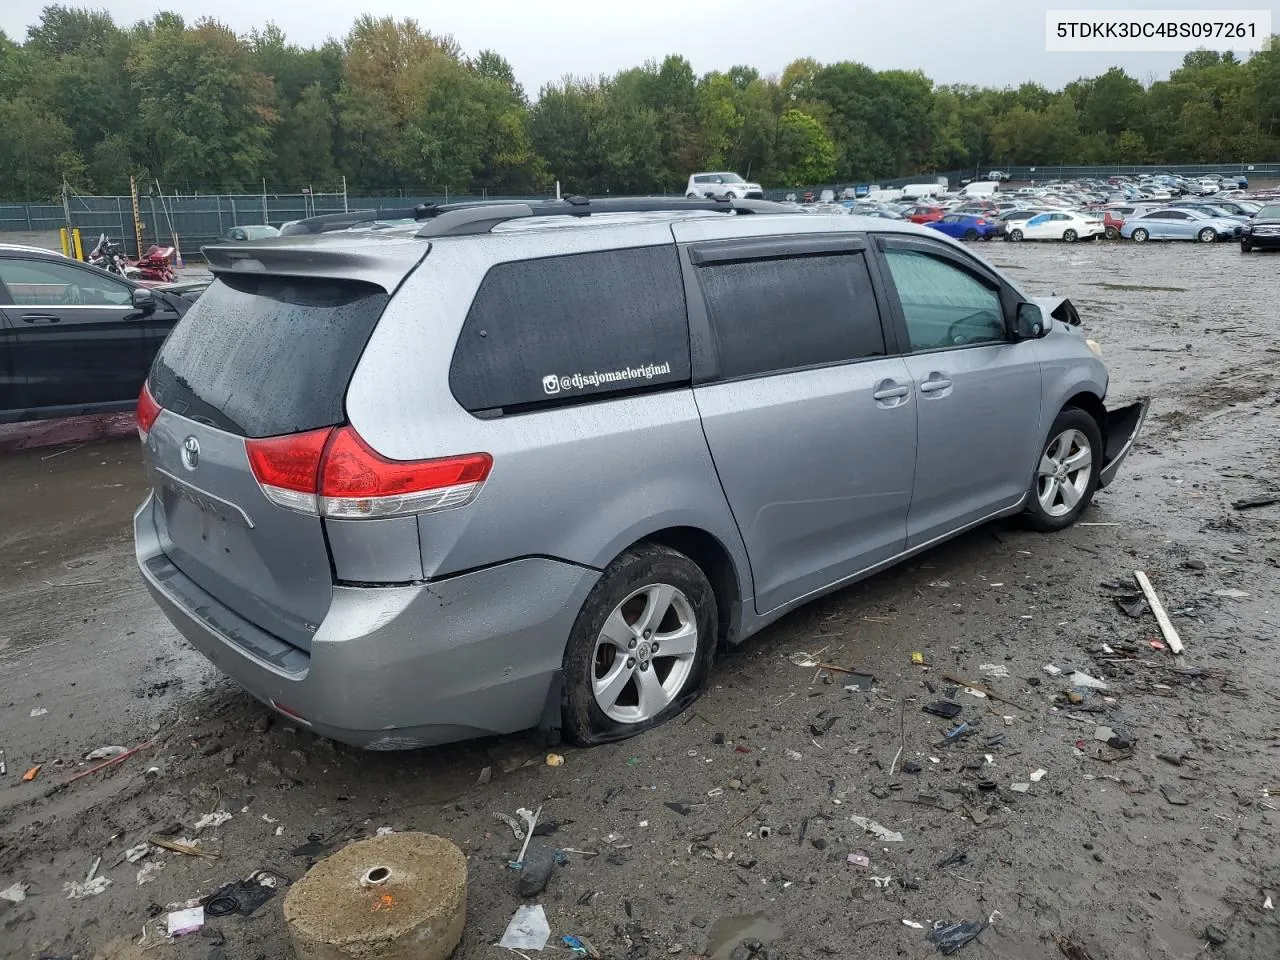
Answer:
[149,275,388,437]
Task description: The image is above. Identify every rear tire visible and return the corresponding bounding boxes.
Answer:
[562,544,717,745]
[1105,226,1120,240]
[963,228,979,241]
[1198,227,1216,243]
[1023,408,1103,533]
[686,193,698,199]
[1063,229,1077,242]
[1131,228,1149,243]
[725,191,737,200]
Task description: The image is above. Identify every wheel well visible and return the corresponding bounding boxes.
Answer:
[1064,392,1105,434]
[638,527,741,646]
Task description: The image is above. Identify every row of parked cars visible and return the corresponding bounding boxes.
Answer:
[813,176,1278,247]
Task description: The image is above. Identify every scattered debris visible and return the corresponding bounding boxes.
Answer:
[1204,925,1228,946]
[978,664,1010,679]
[63,876,111,899]
[937,850,968,869]
[1030,769,1047,782]
[903,919,925,930]
[1231,494,1279,510]
[928,919,985,954]
[500,904,551,950]
[1264,895,1273,911]
[1066,671,1108,690]
[850,816,903,842]
[0,748,6,776]
[784,749,803,761]
[476,766,492,786]
[494,811,526,841]
[62,738,157,786]
[514,806,542,866]
[1134,571,1185,654]
[1213,588,1249,599]
[203,872,281,917]
[518,846,556,897]
[167,905,204,937]
[911,652,926,665]
[1043,664,1063,676]
[136,860,165,886]
[943,673,1030,710]
[923,701,962,719]
[545,753,565,767]
[84,745,128,761]
[945,722,971,741]
[148,837,218,860]
[846,852,871,868]
[842,673,876,693]
[125,842,151,863]
[0,882,28,903]
[563,934,600,958]
[193,812,233,830]
[22,765,41,782]
[29,707,47,718]
[871,875,892,887]
[1010,783,1031,793]
[1114,594,1147,618]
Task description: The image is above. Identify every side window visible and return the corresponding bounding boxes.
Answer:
[1167,211,1189,220]
[696,252,885,380]
[0,258,132,307]
[449,245,690,414]
[882,249,1006,351]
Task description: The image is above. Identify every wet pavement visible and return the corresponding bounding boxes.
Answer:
[1,241,1278,960]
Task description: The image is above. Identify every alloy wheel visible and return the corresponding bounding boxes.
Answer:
[1036,429,1093,518]
[591,583,698,724]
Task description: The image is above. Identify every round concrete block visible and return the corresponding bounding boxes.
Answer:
[284,832,467,960]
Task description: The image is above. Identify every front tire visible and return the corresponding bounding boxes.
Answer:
[725,191,737,200]
[1198,227,1216,243]
[1105,226,1120,240]
[562,544,716,745]
[1063,228,1077,242]
[1131,228,1149,243]
[1241,241,1253,252]
[1023,408,1103,533]
[1009,229,1024,242]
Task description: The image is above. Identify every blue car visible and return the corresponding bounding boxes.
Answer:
[1120,207,1241,243]
[926,213,1002,241]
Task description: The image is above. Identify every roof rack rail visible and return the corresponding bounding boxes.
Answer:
[276,200,529,236]
[414,196,799,238]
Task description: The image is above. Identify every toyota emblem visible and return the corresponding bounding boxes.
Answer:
[182,436,200,470]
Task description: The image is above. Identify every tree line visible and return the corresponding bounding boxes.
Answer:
[2,6,1280,202]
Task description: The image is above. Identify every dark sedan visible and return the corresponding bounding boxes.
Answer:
[0,244,191,423]
[1241,203,1280,252]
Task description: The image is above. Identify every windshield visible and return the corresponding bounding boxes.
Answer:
[1258,205,1280,219]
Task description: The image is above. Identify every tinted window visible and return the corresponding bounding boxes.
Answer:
[0,257,131,306]
[150,275,387,438]
[696,252,885,379]
[883,249,1005,351]
[449,245,689,414]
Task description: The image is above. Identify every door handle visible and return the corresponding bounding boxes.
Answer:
[919,377,953,393]
[21,314,61,324]
[873,385,910,401]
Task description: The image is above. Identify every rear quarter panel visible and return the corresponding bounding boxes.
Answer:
[344,224,754,598]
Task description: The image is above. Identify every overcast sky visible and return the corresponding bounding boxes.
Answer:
[4,0,1277,93]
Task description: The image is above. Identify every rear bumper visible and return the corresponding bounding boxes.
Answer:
[1099,398,1148,488]
[135,494,600,749]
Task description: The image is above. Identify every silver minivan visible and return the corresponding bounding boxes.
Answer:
[134,197,1146,749]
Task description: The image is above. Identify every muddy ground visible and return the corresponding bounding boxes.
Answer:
[1,241,1278,960]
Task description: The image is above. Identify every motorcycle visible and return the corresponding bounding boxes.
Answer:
[87,234,141,280]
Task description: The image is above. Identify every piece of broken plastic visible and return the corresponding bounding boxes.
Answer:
[167,905,204,937]
[193,811,232,830]
[850,815,903,842]
[1067,671,1108,690]
[63,876,111,899]
[928,919,985,955]
[85,745,128,761]
[846,852,871,868]
[0,882,27,903]
[500,904,551,950]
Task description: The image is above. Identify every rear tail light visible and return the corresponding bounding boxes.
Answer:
[137,382,161,440]
[245,426,491,520]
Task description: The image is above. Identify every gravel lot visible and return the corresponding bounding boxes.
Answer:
[1,241,1278,960]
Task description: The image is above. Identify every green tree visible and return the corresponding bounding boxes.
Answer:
[0,96,84,199]
[770,108,835,186]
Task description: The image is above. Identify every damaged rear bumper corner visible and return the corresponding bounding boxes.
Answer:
[1099,397,1149,488]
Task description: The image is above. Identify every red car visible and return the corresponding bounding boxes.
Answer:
[906,205,945,224]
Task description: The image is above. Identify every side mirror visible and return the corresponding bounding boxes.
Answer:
[1014,302,1046,339]
[132,286,157,315]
